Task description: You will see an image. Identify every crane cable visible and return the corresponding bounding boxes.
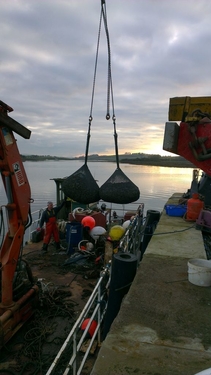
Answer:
[88,0,119,168]
[89,0,115,120]
[85,5,102,165]
[101,0,113,121]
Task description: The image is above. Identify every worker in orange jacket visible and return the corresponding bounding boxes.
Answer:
[39,200,66,253]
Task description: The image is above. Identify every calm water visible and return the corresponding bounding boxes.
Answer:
[0,160,195,215]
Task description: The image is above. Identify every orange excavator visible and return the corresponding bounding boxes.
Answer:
[0,100,39,347]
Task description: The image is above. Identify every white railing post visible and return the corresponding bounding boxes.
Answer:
[45,264,110,375]
[97,280,101,345]
[72,332,77,375]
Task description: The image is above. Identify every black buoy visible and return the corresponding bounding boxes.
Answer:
[103,252,138,340]
[141,210,160,258]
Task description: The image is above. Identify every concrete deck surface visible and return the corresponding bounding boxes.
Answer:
[91,193,211,375]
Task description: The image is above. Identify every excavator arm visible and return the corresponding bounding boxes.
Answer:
[0,101,39,347]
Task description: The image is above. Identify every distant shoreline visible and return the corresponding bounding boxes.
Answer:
[86,159,196,168]
[120,159,196,168]
[21,155,196,169]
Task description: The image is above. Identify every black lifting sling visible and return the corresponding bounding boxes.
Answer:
[62,0,140,204]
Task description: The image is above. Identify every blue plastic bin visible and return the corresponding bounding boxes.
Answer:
[165,205,187,217]
[66,222,83,255]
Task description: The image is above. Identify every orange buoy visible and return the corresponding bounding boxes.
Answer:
[187,193,204,221]
[81,216,96,230]
[81,318,97,338]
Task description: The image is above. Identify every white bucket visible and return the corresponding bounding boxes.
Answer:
[194,368,211,375]
[188,258,211,287]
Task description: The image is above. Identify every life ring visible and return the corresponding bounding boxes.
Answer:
[78,240,94,252]
[78,239,89,251]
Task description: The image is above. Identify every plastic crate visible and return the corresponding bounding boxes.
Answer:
[165,205,187,217]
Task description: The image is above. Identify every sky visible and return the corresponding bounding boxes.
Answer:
[1,0,211,158]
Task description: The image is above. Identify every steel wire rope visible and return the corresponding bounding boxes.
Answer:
[88,0,118,163]
[101,0,112,120]
[85,6,103,165]
[89,8,102,120]
[101,0,120,169]
[88,0,113,120]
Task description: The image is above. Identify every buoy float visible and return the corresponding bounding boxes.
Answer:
[90,226,107,240]
[81,318,97,338]
[109,225,125,241]
[81,216,96,230]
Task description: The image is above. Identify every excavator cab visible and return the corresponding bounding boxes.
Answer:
[0,101,39,347]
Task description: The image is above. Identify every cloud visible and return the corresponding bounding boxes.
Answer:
[1,0,211,157]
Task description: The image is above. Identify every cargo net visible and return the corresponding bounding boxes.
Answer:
[0,287,75,375]
[100,168,140,204]
[62,164,100,204]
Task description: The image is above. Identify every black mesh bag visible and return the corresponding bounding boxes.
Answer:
[99,168,140,204]
[61,164,100,204]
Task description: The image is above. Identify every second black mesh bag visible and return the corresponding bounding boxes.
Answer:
[99,168,140,204]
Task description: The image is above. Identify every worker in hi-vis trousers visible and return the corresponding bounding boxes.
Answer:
[39,199,66,253]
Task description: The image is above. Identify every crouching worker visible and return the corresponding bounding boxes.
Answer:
[39,200,66,253]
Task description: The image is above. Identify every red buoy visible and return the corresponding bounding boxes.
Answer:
[81,216,96,230]
[81,318,97,338]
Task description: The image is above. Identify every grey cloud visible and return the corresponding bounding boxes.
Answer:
[1,0,211,157]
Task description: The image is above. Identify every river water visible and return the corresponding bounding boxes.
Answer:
[0,160,196,215]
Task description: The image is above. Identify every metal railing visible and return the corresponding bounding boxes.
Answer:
[25,201,144,245]
[119,204,144,257]
[45,263,110,375]
[24,202,145,375]
[25,208,44,243]
[0,199,145,374]
[43,205,145,374]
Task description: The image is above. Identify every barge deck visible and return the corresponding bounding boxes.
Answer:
[91,193,211,375]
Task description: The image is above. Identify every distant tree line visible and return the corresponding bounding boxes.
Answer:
[20,153,196,168]
[21,155,73,161]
